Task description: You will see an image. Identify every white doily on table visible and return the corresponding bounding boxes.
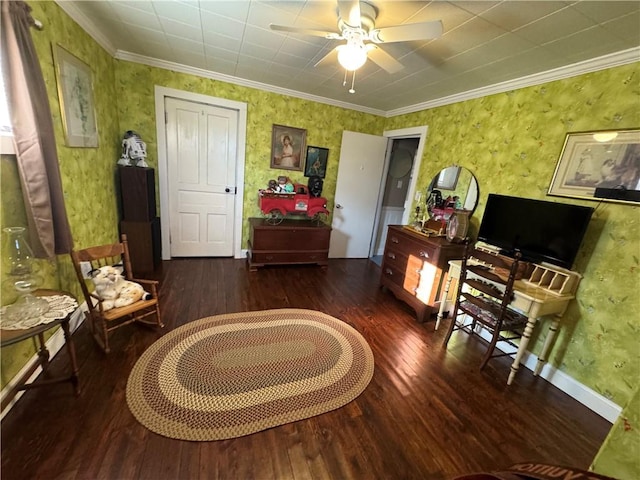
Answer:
[0,295,78,330]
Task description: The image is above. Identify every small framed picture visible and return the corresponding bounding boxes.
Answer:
[270,124,307,171]
[548,129,640,204]
[52,44,98,147]
[304,146,329,178]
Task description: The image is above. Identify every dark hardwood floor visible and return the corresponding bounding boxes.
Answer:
[1,258,611,480]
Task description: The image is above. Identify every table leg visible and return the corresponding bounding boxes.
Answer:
[534,318,560,376]
[508,315,538,385]
[435,274,453,331]
[61,320,81,395]
[36,332,50,375]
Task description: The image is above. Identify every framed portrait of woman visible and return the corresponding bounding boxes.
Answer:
[271,124,307,171]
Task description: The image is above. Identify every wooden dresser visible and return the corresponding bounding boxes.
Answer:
[380,225,465,323]
[247,218,331,271]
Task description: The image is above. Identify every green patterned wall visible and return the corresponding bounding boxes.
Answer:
[0,2,121,388]
[386,64,640,409]
[591,385,640,479]
[113,61,385,246]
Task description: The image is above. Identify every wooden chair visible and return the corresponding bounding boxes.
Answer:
[70,234,163,353]
[443,241,529,371]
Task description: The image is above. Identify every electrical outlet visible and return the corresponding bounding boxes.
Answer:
[80,261,93,279]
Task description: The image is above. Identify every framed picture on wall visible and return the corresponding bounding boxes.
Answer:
[304,146,329,178]
[548,129,640,204]
[52,44,99,148]
[270,124,307,171]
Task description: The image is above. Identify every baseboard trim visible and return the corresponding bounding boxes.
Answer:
[518,350,621,423]
[0,303,87,420]
[470,325,621,423]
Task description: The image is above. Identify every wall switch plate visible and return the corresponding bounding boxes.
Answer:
[415,192,422,202]
[80,261,93,279]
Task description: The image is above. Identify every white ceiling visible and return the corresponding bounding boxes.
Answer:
[57,1,640,115]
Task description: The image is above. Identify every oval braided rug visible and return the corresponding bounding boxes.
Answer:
[126,309,374,441]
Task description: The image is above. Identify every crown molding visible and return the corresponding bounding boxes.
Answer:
[53,1,638,118]
[385,47,640,118]
[115,51,385,116]
[55,1,117,56]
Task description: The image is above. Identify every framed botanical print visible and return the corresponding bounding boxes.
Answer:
[53,44,98,147]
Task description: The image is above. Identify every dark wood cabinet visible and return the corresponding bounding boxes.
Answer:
[380,225,465,323]
[247,218,331,271]
[117,166,161,275]
[120,218,162,274]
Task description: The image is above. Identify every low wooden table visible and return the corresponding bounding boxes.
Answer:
[1,290,80,411]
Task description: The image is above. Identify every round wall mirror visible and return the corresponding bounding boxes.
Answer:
[426,166,479,220]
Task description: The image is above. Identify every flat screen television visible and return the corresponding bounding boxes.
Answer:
[477,194,594,270]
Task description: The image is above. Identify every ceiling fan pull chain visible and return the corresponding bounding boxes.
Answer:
[349,70,356,94]
[343,69,348,87]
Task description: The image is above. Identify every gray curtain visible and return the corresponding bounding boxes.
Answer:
[1,0,73,257]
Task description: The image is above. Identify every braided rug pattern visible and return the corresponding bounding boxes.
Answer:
[126,309,374,441]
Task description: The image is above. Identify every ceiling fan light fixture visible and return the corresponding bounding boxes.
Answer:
[337,42,367,71]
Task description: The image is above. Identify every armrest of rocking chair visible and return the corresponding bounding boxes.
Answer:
[88,292,106,312]
[132,278,159,296]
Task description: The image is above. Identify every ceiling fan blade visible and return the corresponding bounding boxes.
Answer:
[370,20,443,43]
[314,48,339,68]
[365,45,404,74]
[337,0,361,28]
[270,24,342,40]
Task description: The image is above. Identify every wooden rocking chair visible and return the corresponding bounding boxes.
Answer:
[70,234,163,353]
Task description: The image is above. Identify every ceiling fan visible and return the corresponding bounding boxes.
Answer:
[270,0,443,92]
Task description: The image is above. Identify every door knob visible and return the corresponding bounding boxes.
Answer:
[336,204,343,209]
[225,187,230,193]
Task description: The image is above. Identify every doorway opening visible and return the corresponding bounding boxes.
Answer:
[369,126,428,266]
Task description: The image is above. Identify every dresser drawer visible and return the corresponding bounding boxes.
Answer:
[250,251,328,265]
[251,228,330,251]
[380,225,465,322]
[386,230,438,263]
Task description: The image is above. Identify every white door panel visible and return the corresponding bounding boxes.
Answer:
[329,131,389,258]
[166,97,237,257]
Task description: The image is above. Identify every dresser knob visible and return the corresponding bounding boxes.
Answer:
[387,252,396,259]
[266,255,274,260]
[419,250,429,258]
[385,268,393,275]
[391,237,399,244]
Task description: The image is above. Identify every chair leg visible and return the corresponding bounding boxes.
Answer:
[443,308,459,345]
[101,318,110,353]
[155,303,164,329]
[480,329,501,370]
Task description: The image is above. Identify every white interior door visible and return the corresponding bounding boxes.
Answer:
[329,131,389,258]
[165,97,237,257]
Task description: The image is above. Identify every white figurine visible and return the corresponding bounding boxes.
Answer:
[117,130,149,167]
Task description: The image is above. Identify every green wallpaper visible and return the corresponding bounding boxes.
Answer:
[0,2,121,388]
[592,385,640,479]
[28,1,122,299]
[113,61,385,245]
[386,64,640,408]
